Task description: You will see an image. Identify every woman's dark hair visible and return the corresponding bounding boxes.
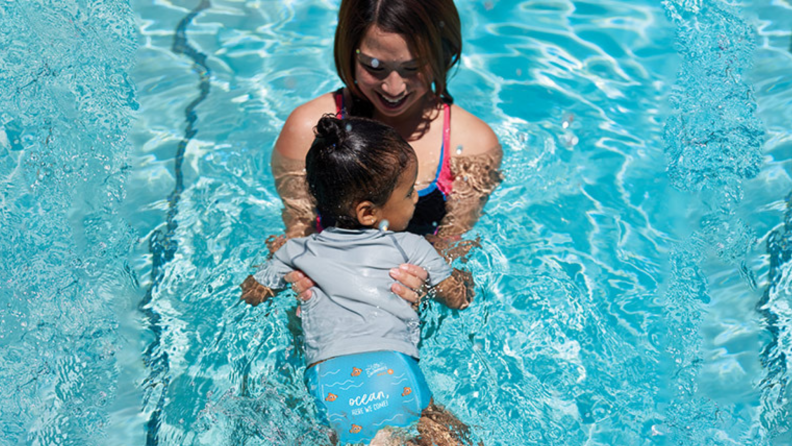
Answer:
[334,0,462,116]
[306,115,416,229]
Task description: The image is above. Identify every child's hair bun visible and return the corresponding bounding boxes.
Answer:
[306,115,416,229]
[315,115,345,149]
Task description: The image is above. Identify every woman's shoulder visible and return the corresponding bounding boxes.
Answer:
[283,92,339,133]
[449,104,501,157]
[275,91,340,159]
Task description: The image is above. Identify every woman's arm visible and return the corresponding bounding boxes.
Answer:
[271,151,315,240]
[269,96,331,301]
[437,147,503,237]
[271,97,334,239]
[437,106,503,238]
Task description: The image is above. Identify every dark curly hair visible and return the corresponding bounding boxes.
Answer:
[306,115,416,229]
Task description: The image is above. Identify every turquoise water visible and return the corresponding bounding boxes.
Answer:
[1,0,792,445]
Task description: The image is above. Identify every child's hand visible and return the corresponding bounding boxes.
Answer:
[265,234,287,256]
[453,269,476,308]
[240,275,275,306]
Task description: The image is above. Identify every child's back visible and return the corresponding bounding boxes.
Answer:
[254,227,452,366]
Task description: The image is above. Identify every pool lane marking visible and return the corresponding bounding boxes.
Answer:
[139,1,212,445]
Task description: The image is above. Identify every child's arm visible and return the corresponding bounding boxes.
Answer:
[425,233,481,264]
[240,239,303,306]
[240,275,281,306]
[432,268,475,310]
[403,234,477,310]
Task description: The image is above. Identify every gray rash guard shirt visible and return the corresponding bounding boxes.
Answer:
[253,227,452,365]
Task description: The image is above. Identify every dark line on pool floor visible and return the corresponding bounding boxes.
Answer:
[139,1,211,445]
[757,191,792,435]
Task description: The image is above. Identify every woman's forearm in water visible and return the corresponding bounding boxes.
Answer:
[436,147,504,237]
[271,150,316,239]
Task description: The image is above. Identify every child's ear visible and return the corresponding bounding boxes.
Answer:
[355,201,379,227]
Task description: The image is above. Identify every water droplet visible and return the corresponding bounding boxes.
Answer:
[455,144,463,155]
[371,58,380,68]
[345,124,352,132]
[378,219,390,231]
[562,113,575,129]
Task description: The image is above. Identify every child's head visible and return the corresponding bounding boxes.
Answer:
[306,115,418,232]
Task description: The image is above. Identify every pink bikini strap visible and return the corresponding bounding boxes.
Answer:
[436,103,454,196]
[334,90,345,119]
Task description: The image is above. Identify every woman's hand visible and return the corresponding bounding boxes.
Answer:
[389,264,429,305]
[280,264,429,306]
[240,275,275,306]
[284,270,315,301]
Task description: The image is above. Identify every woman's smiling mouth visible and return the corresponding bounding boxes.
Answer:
[378,92,409,109]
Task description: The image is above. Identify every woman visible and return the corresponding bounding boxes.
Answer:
[270,0,502,307]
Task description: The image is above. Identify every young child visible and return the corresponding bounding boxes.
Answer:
[241,115,475,445]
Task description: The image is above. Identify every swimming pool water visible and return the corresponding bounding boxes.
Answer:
[1,0,792,445]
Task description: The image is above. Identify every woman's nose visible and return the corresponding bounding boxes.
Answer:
[381,70,406,96]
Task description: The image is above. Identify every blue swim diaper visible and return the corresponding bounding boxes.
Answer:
[305,350,432,445]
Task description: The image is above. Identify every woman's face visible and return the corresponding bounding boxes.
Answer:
[354,25,432,119]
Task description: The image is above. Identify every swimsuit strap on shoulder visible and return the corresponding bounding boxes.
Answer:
[436,102,454,197]
[334,89,345,119]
